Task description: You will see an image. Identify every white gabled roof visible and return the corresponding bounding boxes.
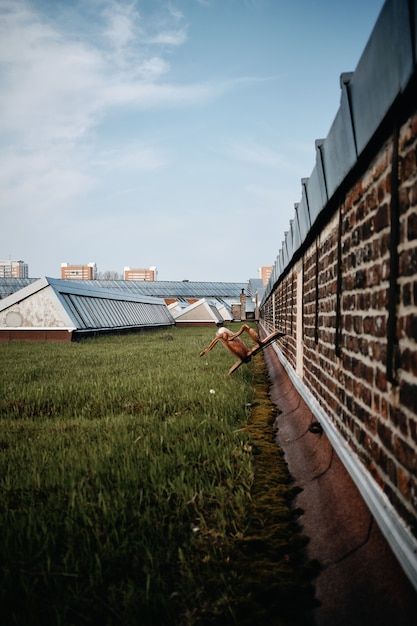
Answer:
[216,302,232,322]
[170,298,224,324]
[0,277,174,332]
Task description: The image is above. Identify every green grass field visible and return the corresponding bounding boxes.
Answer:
[0,325,316,625]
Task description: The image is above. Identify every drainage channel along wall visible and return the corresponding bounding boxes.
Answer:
[259,0,417,591]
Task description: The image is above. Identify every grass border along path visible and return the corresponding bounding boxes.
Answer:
[232,352,318,626]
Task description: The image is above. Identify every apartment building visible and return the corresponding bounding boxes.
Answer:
[123,266,157,281]
[0,260,29,278]
[61,262,97,280]
[258,265,272,286]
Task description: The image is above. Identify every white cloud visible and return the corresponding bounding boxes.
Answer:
[0,0,223,228]
[147,29,187,46]
[0,0,284,279]
[0,144,97,217]
[230,141,287,169]
[0,3,104,144]
[92,146,166,171]
[0,1,232,144]
[168,3,184,21]
[136,56,170,80]
[103,1,139,51]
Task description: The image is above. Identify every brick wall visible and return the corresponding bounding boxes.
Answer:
[272,274,297,371]
[261,111,417,540]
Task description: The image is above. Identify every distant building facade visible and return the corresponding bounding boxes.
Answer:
[61,262,97,280]
[259,265,273,286]
[0,260,28,278]
[124,266,157,281]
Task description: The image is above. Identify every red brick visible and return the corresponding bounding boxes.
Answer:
[402,146,416,182]
[375,367,387,392]
[262,114,417,541]
[411,180,417,207]
[399,249,417,276]
[397,466,410,499]
[390,406,409,436]
[394,435,417,473]
[407,211,417,240]
[399,381,417,413]
[377,420,393,451]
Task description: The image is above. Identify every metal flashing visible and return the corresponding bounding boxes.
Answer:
[285,227,293,262]
[349,0,413,155]
[282,237,289,267]
[296,196,310,243]
[321,75,358,199]
[262,0,416,301]
[314,139,328,204]
[301,178,311,226]
[305,164,326,227]
[292,213,301,251]
[414,0,417,66]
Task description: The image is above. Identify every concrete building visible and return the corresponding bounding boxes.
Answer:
[0,260,28,278]
[61,262,97,280]
[124,266,157,281]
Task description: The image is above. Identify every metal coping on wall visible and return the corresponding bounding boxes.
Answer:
[262,0,417,305]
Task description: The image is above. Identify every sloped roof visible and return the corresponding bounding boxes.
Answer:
[0,277,37,299]
[0,278,250,301]
[0,277,174,333]
[248,278,266,305]
[169,298,223,325]
[248,278,263,293]
[215,302,232,322]
[83,280,249,299]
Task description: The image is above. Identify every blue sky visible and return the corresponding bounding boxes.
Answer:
[1,0,385,282]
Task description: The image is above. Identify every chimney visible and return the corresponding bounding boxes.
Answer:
[240,288,246,321]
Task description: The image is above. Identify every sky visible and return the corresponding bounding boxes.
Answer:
[0,0,385,282]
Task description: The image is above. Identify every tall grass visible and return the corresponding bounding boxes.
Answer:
[0,326,314,625]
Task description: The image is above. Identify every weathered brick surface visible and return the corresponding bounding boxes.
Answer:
[262,111,417,537]
[270,273,297,370]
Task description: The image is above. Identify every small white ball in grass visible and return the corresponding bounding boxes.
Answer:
[209,389,216,395]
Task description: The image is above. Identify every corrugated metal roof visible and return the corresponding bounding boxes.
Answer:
[0,278,37,299]
[49,278,174,331]
[0,278,250,300]
[0,277,174,333]
[82,280,249,298]
[248,278,263,293]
